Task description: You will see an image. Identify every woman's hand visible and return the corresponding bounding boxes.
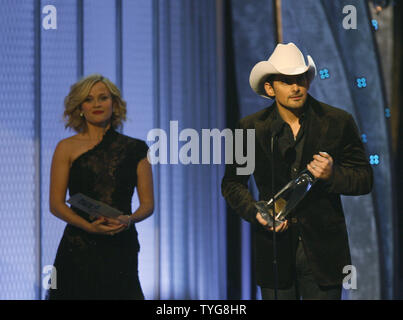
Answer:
[87,217,127,236]
[116,215,133,228]
[103,215,133,229]
[103,217,125,226]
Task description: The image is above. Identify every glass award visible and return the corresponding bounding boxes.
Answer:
[254,169,317,228]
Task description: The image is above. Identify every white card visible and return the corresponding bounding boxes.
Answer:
[67,193,123,219]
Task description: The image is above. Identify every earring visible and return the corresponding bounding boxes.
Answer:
[80,112,84,117]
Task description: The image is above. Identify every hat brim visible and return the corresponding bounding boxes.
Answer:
[249,55,317,99]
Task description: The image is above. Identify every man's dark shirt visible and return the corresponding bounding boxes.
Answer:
[273,102,310,237]
[274,102,309,180]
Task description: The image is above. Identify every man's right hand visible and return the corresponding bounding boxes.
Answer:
[256,212,289,232]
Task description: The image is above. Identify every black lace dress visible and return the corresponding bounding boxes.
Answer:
[47,126,149,300]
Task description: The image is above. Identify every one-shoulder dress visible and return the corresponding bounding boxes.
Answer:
[47,126,149,300]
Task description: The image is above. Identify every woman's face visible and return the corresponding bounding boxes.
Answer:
[80,81,114,127]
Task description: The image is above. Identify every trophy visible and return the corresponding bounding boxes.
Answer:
[255,169,317,228]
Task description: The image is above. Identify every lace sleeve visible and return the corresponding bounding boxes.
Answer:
[128,139,149,186]
[133,139,149,164]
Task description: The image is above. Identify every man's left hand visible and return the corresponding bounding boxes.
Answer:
[307,151,333,180]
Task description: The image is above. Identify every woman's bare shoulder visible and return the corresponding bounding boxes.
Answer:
[56,133,83,148]
[54,134,83,165]
[59,133,100,166]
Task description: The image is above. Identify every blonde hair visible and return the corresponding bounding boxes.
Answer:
[63,74,127,133]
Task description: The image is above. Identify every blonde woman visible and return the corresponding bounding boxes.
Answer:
[47,74,154,299]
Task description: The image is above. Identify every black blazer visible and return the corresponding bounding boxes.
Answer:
[221,95,373,288]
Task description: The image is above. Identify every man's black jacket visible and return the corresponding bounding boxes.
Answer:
[221,95,373,288]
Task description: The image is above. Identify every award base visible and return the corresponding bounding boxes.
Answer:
[255,197,287,228]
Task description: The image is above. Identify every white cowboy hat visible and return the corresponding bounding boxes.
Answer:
[249,42,317,99]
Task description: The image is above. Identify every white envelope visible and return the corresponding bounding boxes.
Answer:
[67,193,123,219]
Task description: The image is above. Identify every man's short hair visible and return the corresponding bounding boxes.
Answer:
[264,75,275,86]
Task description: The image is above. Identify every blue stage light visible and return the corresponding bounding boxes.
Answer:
[319,68,330,80]
[369,154,380,165]
[356,77,367,88]
[371,19,379,30]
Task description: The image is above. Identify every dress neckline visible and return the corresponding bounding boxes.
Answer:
[70,126,116,168]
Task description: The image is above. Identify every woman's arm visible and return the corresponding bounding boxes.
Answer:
[130,158,154,223]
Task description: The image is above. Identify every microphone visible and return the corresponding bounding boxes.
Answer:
[269,118,283,300]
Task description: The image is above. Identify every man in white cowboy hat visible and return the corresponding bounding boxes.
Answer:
[222,43,373,299]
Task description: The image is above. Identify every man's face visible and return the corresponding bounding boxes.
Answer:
[264,73,309,110]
